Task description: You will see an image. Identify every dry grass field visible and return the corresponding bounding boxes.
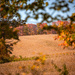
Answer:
[10,34,75,57]
[0,34,75,75]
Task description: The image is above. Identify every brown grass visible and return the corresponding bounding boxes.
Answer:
[0,34,75,75]
[10,34,75,57]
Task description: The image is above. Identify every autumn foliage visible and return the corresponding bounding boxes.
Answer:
[53,13,75,49]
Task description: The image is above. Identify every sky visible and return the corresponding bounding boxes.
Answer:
[17,0,75,25]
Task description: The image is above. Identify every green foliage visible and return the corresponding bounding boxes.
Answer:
[60,64,68,75]
[0,21,19,62]
[52,62,68,75]
[37,23,44,34]
[0,55,36,63]
[0,38,10,63]
[23,25,29,35]
[52,62,62,72]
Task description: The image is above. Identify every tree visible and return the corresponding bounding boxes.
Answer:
[23,24,29,35]
[37,23,43,34]
[54,15,75,49]
[0,20,19,62]
[43,15,75,48]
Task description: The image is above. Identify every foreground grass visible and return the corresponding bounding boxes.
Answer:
[0,55,37,64]
[0,54,69,75]
[0,51,75,64]
[0,52,75,75]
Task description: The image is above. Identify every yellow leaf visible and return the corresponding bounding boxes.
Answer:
[42,56,46,61]
[46,2,48,6]
[31,65,35,70]
[72,13,75,16]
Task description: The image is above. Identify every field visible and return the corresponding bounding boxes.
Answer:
[0,34,75,75]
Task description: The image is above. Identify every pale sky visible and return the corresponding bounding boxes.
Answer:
[17,0,75,24]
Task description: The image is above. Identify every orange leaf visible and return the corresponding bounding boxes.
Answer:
[0,8,3,11]
[3,15,7,19]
